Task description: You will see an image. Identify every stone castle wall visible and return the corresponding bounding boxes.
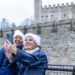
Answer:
[0,19,75,65]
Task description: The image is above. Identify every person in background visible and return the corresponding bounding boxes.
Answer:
[4,33,48,75]
[0,30,24,75]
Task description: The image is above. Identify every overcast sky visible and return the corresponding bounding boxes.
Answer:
[0,0,75,26]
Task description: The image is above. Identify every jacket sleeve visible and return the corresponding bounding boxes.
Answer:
[13,48,48,68]
[0,48,4,67]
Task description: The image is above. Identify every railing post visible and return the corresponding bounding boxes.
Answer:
[72,66,75,75]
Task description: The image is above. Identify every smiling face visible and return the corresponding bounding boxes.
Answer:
[13,35,23,46]
[24,36,36,50]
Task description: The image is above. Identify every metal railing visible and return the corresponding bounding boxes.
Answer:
[46,64,75,75]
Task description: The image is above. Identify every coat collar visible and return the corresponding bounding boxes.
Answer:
[25,47,39,54]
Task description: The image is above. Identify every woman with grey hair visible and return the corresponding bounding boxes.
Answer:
[4,33,48,75]
[0,30,24,75]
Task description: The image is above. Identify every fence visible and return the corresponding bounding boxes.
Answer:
[46,64,75,75]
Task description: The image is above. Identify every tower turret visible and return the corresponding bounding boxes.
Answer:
[34,0,42,24]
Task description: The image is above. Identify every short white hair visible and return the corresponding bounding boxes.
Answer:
[24,33,41,46]
[13,30,24,39]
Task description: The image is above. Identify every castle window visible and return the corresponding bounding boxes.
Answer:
[51,15,54,17]
[64,14,66,17]
[45,15,48,18]
[41,16,44,18]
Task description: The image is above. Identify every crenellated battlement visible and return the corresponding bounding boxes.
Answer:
[41,2,75,9]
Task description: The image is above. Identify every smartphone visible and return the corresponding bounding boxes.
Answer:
[6,33,13,43]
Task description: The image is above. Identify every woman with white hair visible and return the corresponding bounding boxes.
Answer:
[13,30,24,49]
[0,30,24,75]
[4,33,48,75]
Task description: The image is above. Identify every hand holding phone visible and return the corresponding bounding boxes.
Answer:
[6,33,13,44]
